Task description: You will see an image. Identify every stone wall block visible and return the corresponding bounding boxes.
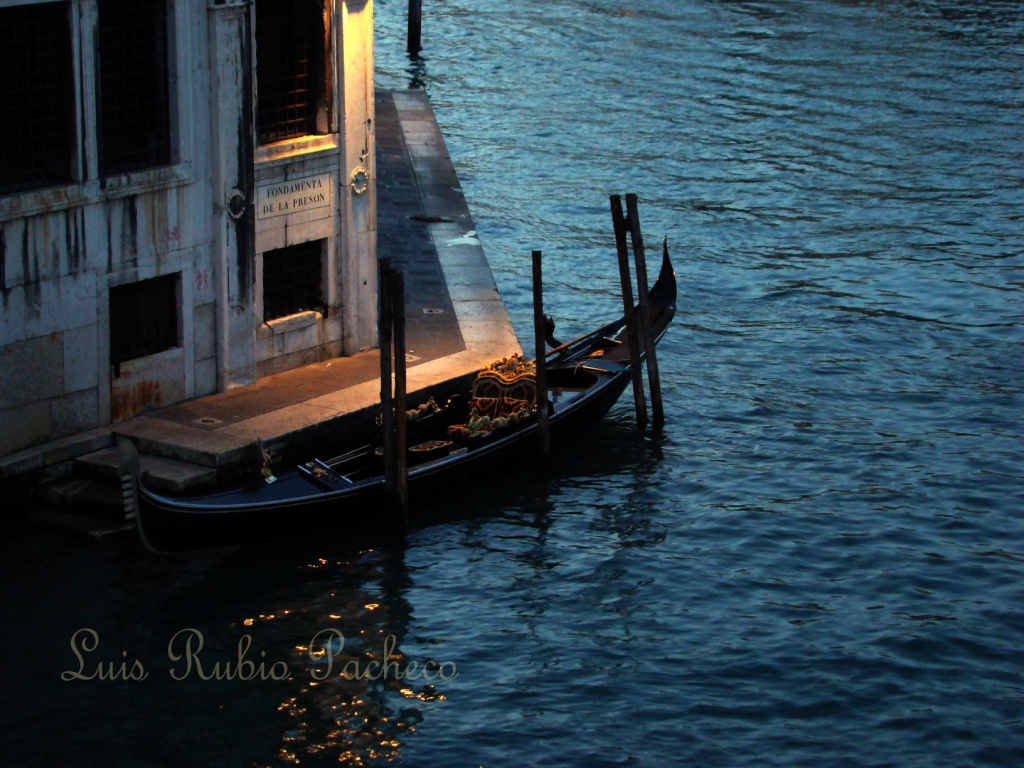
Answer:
[63,324,99,393]
[0,334,65,411]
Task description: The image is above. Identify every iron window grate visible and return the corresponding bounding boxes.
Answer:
[256,0,327,145]
[263,240,325,322]
[0,3,75,195]
[97,0,171,175]
[110,274,180,367]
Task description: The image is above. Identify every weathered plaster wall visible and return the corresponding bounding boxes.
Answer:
[0,2,217,455]
[0,0,378,458]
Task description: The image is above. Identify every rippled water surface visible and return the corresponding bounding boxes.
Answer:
[5,1,1023,766]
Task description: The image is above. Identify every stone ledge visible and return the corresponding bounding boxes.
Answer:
[258,310,323,336]
[113,418,252,469]
[0,428,113,480]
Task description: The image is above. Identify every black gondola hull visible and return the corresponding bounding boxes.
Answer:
[136,246,675,552]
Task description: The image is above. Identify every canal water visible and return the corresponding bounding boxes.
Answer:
[4,1,1023,765]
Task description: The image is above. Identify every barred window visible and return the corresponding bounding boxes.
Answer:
[97,0,171,175]
[110,274,180,367]
[263,241,325,322]
[256,0,329,145]
[0,2,75,195]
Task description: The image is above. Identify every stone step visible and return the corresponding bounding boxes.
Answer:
[0,427,113,480]
[36,477,127,520]
[74,448,218,493]
[114,418,251,470]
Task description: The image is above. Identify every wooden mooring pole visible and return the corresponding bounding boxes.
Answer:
[532,250,551,467]
[379,260,397,523]
[624,193,665,429]
[609,195,647,430]
[408,0,423,56]
[379,260,409,534]
[391,269,409,534]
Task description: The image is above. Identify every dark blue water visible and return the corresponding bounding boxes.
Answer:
[5,1,1023,765]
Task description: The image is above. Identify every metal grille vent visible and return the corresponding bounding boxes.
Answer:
[0,3,75,194]
[256,0,328,145]
[263,240,325,322]
[110,273,180,367]
[97,0,171,175]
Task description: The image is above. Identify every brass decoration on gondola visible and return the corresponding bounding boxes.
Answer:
[257,438,278,484]
[445,355,538,445]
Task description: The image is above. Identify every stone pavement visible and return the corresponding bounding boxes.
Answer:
[3,89,520,498]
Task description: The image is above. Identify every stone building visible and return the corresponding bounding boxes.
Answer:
[0,0,377,457]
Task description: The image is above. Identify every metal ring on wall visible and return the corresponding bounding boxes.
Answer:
[227,189,247,220]
[351,167,369,195]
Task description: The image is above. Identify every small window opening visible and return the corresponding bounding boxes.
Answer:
[0,3,75,194]
[97,0,171,175]
[256,0,329,145]
[110,273,180,367]
[262,240,325,322]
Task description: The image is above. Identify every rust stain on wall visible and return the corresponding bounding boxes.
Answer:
[65,207,84,274]
[122,196,139,267]
[111,375,164,422]
[22,223,41,310]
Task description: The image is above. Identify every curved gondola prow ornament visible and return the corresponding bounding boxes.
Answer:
[117,436,158,552]
[658,235,678,331]
[116,436,140,518]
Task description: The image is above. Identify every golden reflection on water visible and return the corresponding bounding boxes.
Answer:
[249,549,450,766]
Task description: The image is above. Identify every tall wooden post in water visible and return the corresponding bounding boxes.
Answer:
[532,250,551,467]
[391,269,409,533]
[408,0,423,56]
[610,195,648,429]
[625,194,665,429]
[379,260,396,518]
[379,260,409,535]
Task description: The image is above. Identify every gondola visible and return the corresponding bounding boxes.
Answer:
[135,244,676,552]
